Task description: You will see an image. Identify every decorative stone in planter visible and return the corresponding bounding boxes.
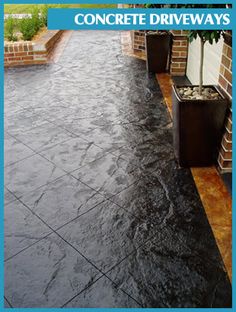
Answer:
[145,31,171,73]
[172,85,228,167]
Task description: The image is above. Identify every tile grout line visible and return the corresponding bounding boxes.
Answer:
[5,181,162,309]
[4,31,232,308]
[6,194,105,275]
[60,220,163,308]
[5,97,173,175]
[5,125,177,222]
[4,231,54,263]
[4,185,137,264]
[6,119,132,178]
[60,274,105,308]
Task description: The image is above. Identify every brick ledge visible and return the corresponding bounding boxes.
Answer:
[4,30,64,67]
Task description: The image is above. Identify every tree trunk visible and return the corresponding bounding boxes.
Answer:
[199,38,205,96]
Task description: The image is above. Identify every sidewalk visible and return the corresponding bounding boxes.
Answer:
[4,30,232,308]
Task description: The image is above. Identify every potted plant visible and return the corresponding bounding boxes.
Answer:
[172,30,228,167]
[145,4,172,73]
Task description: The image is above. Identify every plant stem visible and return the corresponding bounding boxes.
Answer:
[199,37,205,96]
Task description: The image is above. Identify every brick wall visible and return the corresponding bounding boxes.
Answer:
[170,30,189,76]
[4,30,63,67]
[131,24,232,172]
[217,32,232,172]
[4,42,47,66]
[219,35,232,99]
[132,30,189,76]
[132,30,146,54]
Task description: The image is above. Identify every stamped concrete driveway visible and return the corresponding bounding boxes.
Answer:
[4,31,231,308]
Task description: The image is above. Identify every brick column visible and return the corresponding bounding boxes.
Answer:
[132,30,146,53]
[170,30,189,76]
[129,5,146,53]
[217,32,232,172]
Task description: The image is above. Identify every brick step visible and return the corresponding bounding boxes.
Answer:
[218,152,232,172]
[221,135,232,151]
[220,149,232,160]
[223,128,232,141]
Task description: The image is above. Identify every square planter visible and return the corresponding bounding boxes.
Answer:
[145,32,171,73]
[172,85,228,167]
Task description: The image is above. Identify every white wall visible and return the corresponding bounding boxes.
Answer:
[186,37,223,85]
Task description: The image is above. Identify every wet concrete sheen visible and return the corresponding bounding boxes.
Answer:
[4,31,231,308]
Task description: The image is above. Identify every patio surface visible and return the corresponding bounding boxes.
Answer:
[4,31,232,308]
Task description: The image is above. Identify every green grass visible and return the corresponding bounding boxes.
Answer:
[4,4,117,40]
[4,4,116,14]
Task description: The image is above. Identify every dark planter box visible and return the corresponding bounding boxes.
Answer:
[172,85,228,167]
[145,32,171,73]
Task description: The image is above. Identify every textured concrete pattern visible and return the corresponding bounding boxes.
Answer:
[4,31,232,308]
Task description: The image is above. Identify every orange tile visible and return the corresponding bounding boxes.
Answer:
[191,167,232,228]
[156,73,173,116]
[209,224,232,280]
[191,167,232,281]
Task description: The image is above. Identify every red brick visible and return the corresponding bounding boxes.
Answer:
[32,51,47,55]
[227,46,232,59]
[219,75,228,90]
[171,30,182,36]
[138,45,145,50]
[181,41,188,47]
[224,129,232,142]
[172,46,188,52]
[227,83,232,97]
[5,53,14,57]
[222,55,230,68]
[8,57,22,61]
[218,153,232,170]
[179,63,186,68]
[220,149,232,160]
[224,69,232,84]
[32,60,47,64]
[225,117,232,132]
[220,65,225,75]
[14,52,27,57]
[22,56,34,61]
[171,63,180,68]
[221,136,232,151]
[223,44,228,55]
[173,36,188,40]
[172,52,180,57]
[171,67,186,73]
[173,41,181,46]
